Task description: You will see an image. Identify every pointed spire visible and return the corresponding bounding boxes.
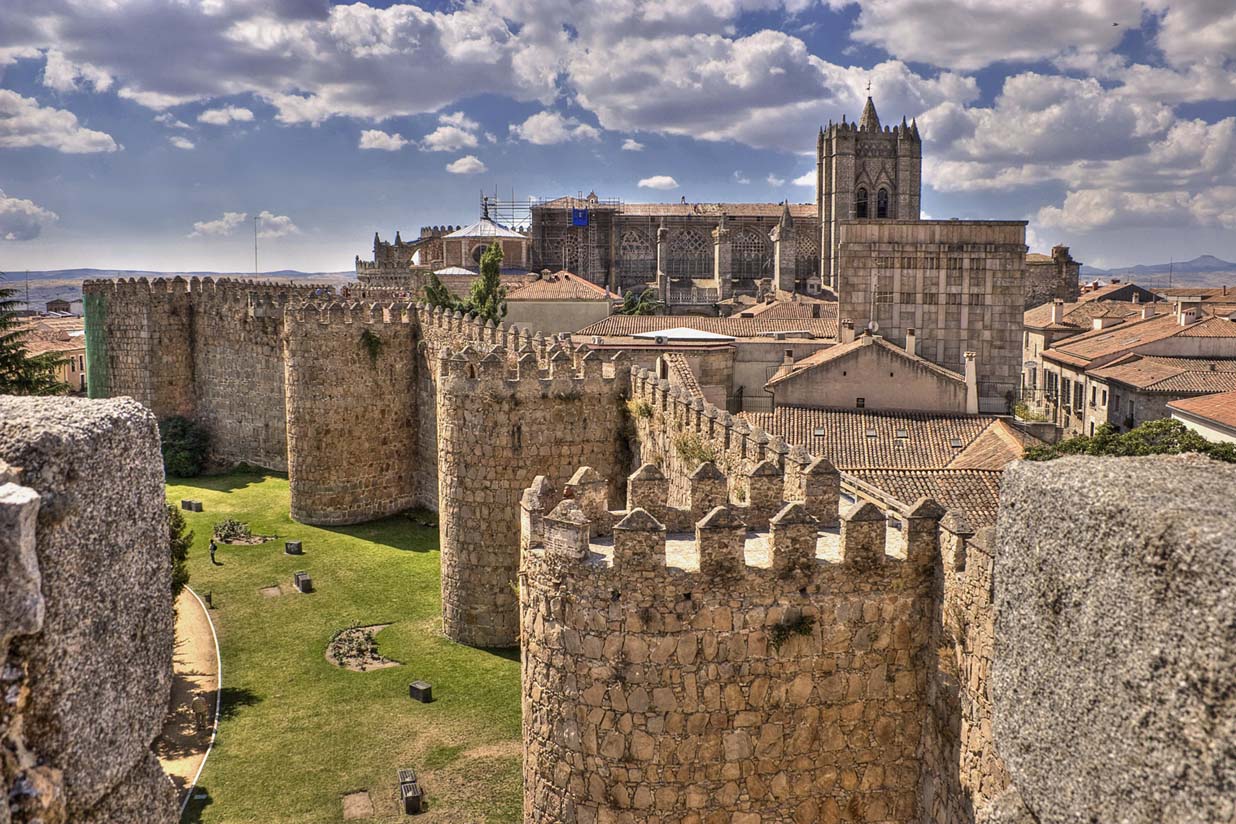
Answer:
[779,200,793,228]
[859,96,880,131]
[395,230,402,244]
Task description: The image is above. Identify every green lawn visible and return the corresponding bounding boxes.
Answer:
[168,471,522,824]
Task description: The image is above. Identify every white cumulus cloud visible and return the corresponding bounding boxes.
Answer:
[169,135,195,150]
[446,154,487,174]
[510,110,600,145]
[154,112,191,129]
[767,174,786,186]
[0,90,119,153]
[42,49,112,93]
[621,138,644,151]
[198,106,255,126]
[256,210,299,238]
[792,170,815,186]
[190,211,247,237]
[0,189,58,241]
[638,175,679,190]
[359,129,408,150]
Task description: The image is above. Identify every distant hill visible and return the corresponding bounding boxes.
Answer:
[1080,255,1236,287]
[0,268,355,310]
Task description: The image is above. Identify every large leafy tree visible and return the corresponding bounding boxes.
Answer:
[0,285,67,395]
[422,243,507,324]
[1024,419,1236,464]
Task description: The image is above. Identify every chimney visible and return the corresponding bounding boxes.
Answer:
[1050,299,1064,324]
[840,319,855,344]
[860,328,874,345]
[811,304,820,318]
[1132,293,1140,304]
[1141,303,1155,320]
[1111,278,1121,284]
[1179,304,1201,326]
[905,327,917,357]
[963,352,978,414]
[783,348,794,366]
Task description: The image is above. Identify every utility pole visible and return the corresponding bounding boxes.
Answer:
[254,215,260,274]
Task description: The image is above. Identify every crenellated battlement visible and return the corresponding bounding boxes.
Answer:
[520,461,944,591]
[284,300,415,327]
[520,460,949,823]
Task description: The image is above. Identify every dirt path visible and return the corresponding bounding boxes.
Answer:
[156,588,220,807]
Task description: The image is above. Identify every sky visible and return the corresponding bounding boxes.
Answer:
[0,0,1234,273]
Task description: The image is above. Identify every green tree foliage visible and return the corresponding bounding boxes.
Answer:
[618,288,663,316]
[160,416,211,478]
[0,285,67,395]
[1024,419,1236,464]
[166,503,192,600]
[422,243,508,324]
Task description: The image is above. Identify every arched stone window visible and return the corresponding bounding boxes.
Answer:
[877,188,889,219]
[733,228,770,282]
[619,229,654,286]
[470,244,488,265]
[560,239,579,273]
[855,188,869,218]
[667,228,710,278]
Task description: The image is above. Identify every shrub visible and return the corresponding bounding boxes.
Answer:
[674,433,717,466]
[160,416,210,478]
[1024,419,1236,464]
[213,518,252,542]
[626,398,653,420]
[1012,402,1048,422]
[769,613,815,651]
[166,504,192,600]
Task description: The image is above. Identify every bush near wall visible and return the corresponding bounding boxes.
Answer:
[159,416,210,478]
[1024,419,1236,463]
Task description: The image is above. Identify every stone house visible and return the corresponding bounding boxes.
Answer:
[1023,245,1080,309]
[764,329,976,414]
[1021,298,1148,404]
[503,270,616,334]
[1038,304,1236,436]
[1169,390,1236,443]
[1086,354,1236,433]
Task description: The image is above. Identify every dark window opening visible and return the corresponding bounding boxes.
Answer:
[877,188,889,218]
[855,188,869,219]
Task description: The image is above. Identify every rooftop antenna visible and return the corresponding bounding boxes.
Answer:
[1168,256,1173,288]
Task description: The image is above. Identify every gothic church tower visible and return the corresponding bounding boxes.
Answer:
[817,97,921,287]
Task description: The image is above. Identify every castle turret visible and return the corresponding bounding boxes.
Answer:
[858,95,880,131]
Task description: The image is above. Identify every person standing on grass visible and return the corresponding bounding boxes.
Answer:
[209,538,218,565]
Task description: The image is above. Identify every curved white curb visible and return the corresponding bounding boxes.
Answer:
[179,586,222,819]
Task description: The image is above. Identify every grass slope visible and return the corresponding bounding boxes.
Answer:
[167,471,521,823]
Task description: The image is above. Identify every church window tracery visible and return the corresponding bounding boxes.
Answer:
[877,188,889,218]
[667,229,710,278]
[733,228,770,281]
[856,188,869,219]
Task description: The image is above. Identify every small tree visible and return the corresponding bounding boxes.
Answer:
[423,270,465,314]
[468,243,508,324]
[160,416,210,478]
[618,288,663,316]
[0,285,67,395]
[166,503,192,600]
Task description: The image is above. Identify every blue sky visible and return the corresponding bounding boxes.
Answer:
[1,0,1234,272]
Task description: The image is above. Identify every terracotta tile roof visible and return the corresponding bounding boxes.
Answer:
[736,297,833,319]
[742,407,1019,471]
[17,316,86,341]
[662,353,704,400]
[946,419,1043,470]
[22,338,84,356]
[577,311,837,340]
[849,469,1004,528]
[435,273,536,299]
[1089,354,1236,394]
[1043,313,1236,368]
[507,271,617,301]
[1076,283,1138,303]
[1156,287,1236,302]
[1024,300,1143,331]
[766,334,963,389]
[1168,390,1236,431]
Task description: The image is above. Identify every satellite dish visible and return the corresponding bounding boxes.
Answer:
[867,320,880,333]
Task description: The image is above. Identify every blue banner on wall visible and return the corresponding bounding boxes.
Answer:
[571,208,589,227]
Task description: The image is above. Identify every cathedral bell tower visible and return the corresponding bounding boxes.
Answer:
[817,96,921,288]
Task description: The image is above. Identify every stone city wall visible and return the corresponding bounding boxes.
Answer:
[436,341,630,648]
[0,397,177,824]
[283,301,420,525]
[519,462,947,823]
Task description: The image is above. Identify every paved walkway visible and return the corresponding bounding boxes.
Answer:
[156,588,220,806]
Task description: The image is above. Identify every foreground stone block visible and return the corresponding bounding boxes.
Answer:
[994,455,1236,824]
[0,396,177,824]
